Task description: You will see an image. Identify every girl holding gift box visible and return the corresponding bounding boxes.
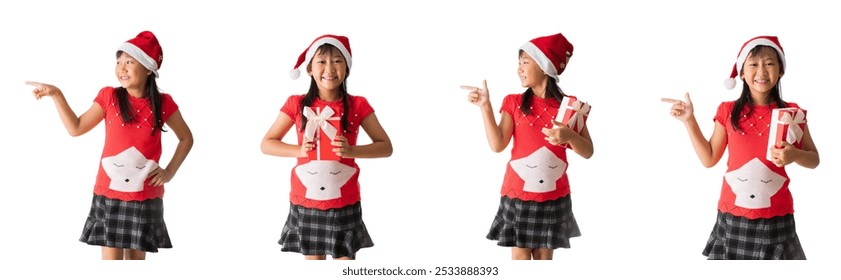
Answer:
[261,34,393,260]
[26,31,194,260]
[662,35,819,260]
[461,33,594,260]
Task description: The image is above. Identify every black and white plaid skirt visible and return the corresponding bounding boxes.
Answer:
[279,202,374,259]
[79,194,172,252]
[486,195,581,249]
[702,211,805,260]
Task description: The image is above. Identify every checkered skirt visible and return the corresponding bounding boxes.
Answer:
[486,195,581,249]
[279,202,373,259]
[79,195,172,252]
[702,211,805,260]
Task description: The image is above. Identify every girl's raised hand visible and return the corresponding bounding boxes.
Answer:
[460,79,490,107]
[25,81,63,100]
[542,120,575,146]
[661,92,694,122]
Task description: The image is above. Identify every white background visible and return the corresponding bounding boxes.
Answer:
[1,0,838,279]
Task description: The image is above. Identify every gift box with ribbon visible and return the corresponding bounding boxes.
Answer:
[556,96,590,134]
[303,106,341,161]
[766,108,807,161]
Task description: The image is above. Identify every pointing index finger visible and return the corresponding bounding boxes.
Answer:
[25,81,43,87]
[460,85,478,91]
[660,98,682,104]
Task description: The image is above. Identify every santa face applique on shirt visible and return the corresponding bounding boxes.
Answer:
[101,146,158,193]
[509,146,567,193]
[294,160,358,201]
[724,158,787,209]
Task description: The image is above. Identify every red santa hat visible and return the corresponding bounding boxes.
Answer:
[724,35,786,89]
[289,34,352,79]
[519,33,574,82]
[117,31,163,78]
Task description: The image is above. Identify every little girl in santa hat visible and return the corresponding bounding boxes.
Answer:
[27,31,194,260]
[662,35,819,259]
[261,34,393,260]
[461,33,594,260]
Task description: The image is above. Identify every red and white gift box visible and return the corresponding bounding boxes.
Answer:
[766,108,807,161]
[303,106,341,161]
[556,96,590,134]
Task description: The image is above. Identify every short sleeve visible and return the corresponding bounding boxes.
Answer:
[713,102,731,126]
[93,87,114,109]
[352,95,374,121]
[500,94,519,117]
[161,94,179,122]
[280,95,302,121]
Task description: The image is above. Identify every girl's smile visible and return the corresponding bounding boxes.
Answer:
[741,47,783,103]
[115,52,149,96]
[309,48,348,97]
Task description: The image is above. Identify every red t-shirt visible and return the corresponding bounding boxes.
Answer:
[500,93,572,202]
[93,86,178,201]
[714,101,802,219]
[280,94,374,210]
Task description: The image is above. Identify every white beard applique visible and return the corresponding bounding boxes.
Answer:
[509,146,567,193]
[724,158,787,209]
[294,160,357,200]
[101,147,158,192]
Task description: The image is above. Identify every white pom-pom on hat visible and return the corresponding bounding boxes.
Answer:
[289,68,301,80]
[724,78,737,90]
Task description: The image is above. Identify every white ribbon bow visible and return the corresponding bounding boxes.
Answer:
[567,100,590,133]
[303,106,340,143]
[779,110,806,144]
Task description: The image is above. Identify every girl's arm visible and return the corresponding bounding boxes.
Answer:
[462,80,514,153]
[543,122,594,159]
[261,112,311,157]
[332,113,393,158]
[149,110,194,186]
[27,81,104,136]
[480,104,514,153]
[663,93,726,168]
[684,117,727,168]
[770,124,819,169]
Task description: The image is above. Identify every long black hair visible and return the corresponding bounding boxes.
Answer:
[521,77,566,115]
[730,45,787,132]
[300,44,351,133]
[115,51,166,135]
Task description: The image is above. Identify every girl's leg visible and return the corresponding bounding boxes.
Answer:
[531,248,553,260]
[101,246,123,260]
[124,249,147,260]
[511,248,533,260]
[335,256,353,260]
[305,255,327,260]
